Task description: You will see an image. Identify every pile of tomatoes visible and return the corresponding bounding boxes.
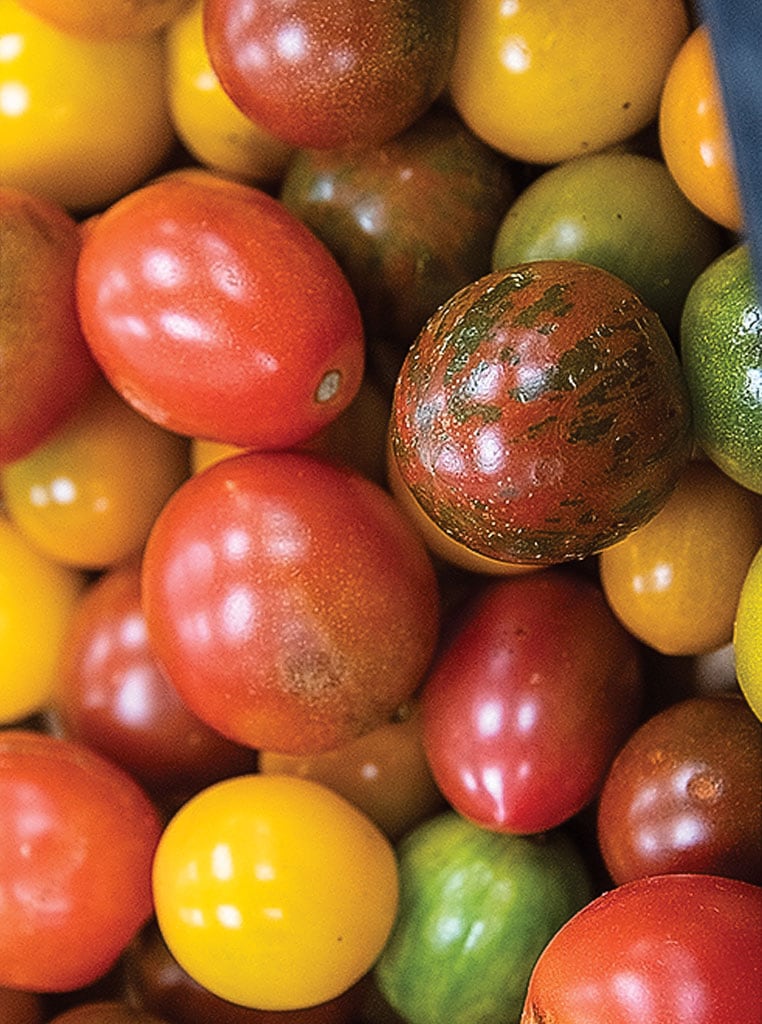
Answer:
[1,1,761,1022]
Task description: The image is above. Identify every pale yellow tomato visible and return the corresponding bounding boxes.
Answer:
[18,0,193,40]
[166,0,293,183]
[0,517,84,723]
[0,0,174,211]
[152,774,399,1011]
[449,0,689,164]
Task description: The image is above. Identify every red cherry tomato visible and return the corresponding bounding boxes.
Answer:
[0,730,162,992]
[521,873,762,1024]
[141,450,440,754]
[76,170,364,449]
[422,569,643,833]
[55,559,257,806]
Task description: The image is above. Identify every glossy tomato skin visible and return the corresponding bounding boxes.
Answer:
[203,0,459,150]
[1,188,97,465]
[520,874,762,1024]
[55,559,256,807]
[0,730,162,992]
[422,569,643,834]
[391,260,693,565]
[142,450,440,754]
[76,171,364,449]
[597,695,762,886]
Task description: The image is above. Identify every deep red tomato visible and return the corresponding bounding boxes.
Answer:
[141,450,440,754]
[1,187,97,464]
[521,873,762,1024]
[422,569,643,833]
[75,170,364,449]
[203,0,459,150]
[55,558,257,807]
[0,730,162,992]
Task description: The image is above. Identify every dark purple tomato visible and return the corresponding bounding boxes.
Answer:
[204,0,459,150]
[597,695,762,885]
[280,106,515,386]
[55,560,257,806]
[422,569,643,834]
[391,260,693,565]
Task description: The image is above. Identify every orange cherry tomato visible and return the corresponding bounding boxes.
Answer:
[659,24,743,231]
[449,0,689,164]
[600,459,762,656]
[0,380,189,570]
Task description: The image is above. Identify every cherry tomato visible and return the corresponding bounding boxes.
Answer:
[152,774,399,1011]
[0,986,43,1024]
[17,0,191,39]
[600,458,762,656]
[141,450,440,754]
[735,545,762,723]
[449,0,689,163]
[0,188,98,465]
[259,702,445,840]
[203,0,459,150]
[0,517,84,724]
[597,695,762,886]
[0,0,174,211]
[55,559,256,806]
[46,1004,168,1024]
[1,381,189,570]
[166,0,294,183]
[76,171,365,449]
[0,730,162,992]
[521,873,762,1024]
[659,25,743,230]
[422,569,643,834]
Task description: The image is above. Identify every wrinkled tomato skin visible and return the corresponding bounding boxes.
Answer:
[76,171,364,449]
[203,0,459,150]
[141,450,440,754]
[421,569,643,834]
[520,874,762,1024]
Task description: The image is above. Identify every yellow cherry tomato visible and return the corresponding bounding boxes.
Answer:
[17,0,193,40]
[0,0,174,211]
[0,381,189,569]
[735,545,762,723]
[152,773,399,1011]
[259,703,444,840]
[449,0,689,164]
[600,459,762,656]
[659,24,742,231]
[166,0,293,183]
[0,517,84,723]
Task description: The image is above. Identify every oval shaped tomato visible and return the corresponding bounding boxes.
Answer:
[0,730,162,992]
[520,874,762,1024]
[152,774,398,1010]
[141,450,440,754]
[390,260,693,565]
[76,171,364,449]
[203,0,459,150]
[421,569,643,834]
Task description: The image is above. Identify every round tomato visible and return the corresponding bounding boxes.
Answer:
[421,569,643,834]
[390,260,693,566]
[0,986,43,1024]
[0,187,98,465]
[520,874,762,1024]
[76,171,365,449]
[17,0,191,39]
[141,450,440,754]
[152,774,398,1010]
[735,545,762,723]
[0,730,162,992]
[46,1005,168,1024]
[449,0,689,163]
[203,0,459,150]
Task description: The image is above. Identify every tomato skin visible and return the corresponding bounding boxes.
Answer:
[0,986,43,1024]
[422,569,643,834]
[46,1004,168,1024]
[520,874,762,1024]
[735,546,762,723]
[76,171,365,449]
[0,730,162,992]
[391,260,693,565]
[141,450,440,754]
[203,0,459,150]
[0,188,98,465]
